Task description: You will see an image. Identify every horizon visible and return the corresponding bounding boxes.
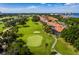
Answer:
[1,12,79,14]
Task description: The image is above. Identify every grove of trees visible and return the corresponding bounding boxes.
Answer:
[32,16,40,22]
[61,18,79,50]
[0,15,33,55]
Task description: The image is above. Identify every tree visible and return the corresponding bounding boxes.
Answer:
[32,16,40,22]
[1,27,18,46]
[50,51,57,55]
[61,25,79,43]
[45,43,48,48]
[0,44,4,54]
[74,38,79,50]
[44,24,52,33]
[6,39,33,55]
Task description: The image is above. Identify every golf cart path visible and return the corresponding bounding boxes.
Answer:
[51,35,61,55]
[52,35,57,48]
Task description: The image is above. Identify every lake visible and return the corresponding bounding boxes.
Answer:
[67,13,79,18]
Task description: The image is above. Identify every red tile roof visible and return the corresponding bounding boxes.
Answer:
[47,16,58,21]
[47,22,64,32]
[39,15,64,32]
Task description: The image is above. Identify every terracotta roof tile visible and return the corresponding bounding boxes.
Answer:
[47,22,64,32]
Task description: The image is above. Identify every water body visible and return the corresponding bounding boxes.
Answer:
[70,14,79,18]
[66,13,79,18]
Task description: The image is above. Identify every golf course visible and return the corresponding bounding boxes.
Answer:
[17,17,55,54]
[0,3,79,55]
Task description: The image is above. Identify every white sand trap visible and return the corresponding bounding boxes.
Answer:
[27,35,43,47]
[33,31,40,34]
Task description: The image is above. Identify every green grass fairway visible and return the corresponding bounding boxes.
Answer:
[55,38,76,55]
[27,35,43,47]
[17,17,55,54]
[0,23,4,32]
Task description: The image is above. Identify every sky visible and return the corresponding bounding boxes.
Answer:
[0,3,79,13]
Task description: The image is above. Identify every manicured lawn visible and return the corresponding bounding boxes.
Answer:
[55,38,76,55]
[27,35,43,47]
[0,23,4,32]
[17,17,55,54]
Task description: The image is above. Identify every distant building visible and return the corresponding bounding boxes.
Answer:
[60,15,69,19]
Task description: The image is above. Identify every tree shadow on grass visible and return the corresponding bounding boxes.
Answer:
[34,22,39,25]
[17,34,24,37]
[50,51,57,55]
[23,25,30,27]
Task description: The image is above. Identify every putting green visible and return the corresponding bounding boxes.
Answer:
[27,35,43,47]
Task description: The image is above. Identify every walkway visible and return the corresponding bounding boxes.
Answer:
[52,35,57,48]
[51,35,61,55]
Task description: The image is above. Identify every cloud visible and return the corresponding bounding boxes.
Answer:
[0,7,23,13]
[0,5,39,13]
[64,3,72,5]
[27,6,38,9]
[40,3,46,4]
[64,3,79,6]
[0,7,9,12]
